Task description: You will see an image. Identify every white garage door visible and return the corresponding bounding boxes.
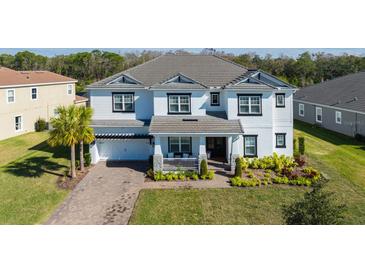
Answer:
[97,139,152,160]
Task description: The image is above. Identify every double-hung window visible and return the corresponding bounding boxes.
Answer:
[243,135,257,157]
[7,89,15,103]
[275,133,286,148]
[168,94,191,114]
[335,111,342,124]
[210,92,220,106]
[238,95,262,115]
[316,107,322,123]
[112,93,134,112]
[67,84,73,95]
[275,93,285,107]
[168,137,192,154]
[31,88,38,100]
[15,115,22,131]
[299,103,305,117]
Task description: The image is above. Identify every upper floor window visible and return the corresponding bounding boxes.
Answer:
[112,92,134,112]
[31,88,38,100]
[210,92,220,106]
[67,84,72,95]
[335,111,342,124]
[168,93,191,114]
[238,94,262,116]
[275,93,285,107]
[299,103,305,117]
[15,115,22,131]
[7,89,15,103]
[316,107,322,123]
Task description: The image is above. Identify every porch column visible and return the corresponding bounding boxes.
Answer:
[198,135,207,172]
[230,135,240,173]
[153,135,163,171]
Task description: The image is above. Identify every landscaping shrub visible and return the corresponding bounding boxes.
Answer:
[235,157,243,177]
[241,158,249,171]
[273,176,289,185]
[229,176,260,187]
[147,168,154,178]
[282,178,346,225]
[303,167,321,181]
[200,159,208,176]
[294,155,306,167]
[293,138,298,155]
[84,152,91,167]
[298,137,305,155]
[35,118,47,132]
[191,173,199,180]
[154,171,165,181]
[206,170,215,180]
[246,170,254,178]
[249,158,260,169]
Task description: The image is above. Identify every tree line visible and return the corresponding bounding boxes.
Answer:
[1,49,365,90]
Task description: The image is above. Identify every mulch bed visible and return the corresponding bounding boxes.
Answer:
[57,167,90,189]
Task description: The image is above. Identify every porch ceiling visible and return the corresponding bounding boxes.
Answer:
[149,112,244,135]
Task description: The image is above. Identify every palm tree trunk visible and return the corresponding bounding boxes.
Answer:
[80,140,84,172]
[71,144,76,178]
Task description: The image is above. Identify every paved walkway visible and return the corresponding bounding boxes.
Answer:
[47,162,231,225]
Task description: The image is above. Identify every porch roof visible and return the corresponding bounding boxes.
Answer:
[149,112,244,134]
[91,119,150,128]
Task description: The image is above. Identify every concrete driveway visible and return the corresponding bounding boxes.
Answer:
[47,161,148,225]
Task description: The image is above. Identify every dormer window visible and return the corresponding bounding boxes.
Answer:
[108,74,140,85]
[166,75,194,84]
[112,92,135,112]
[210,92,220,106]
[168,93,191,114]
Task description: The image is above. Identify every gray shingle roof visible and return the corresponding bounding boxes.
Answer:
[294,71,365,113]
[149,112,244,134]
[88,54,248,88]
[91,119,150,127]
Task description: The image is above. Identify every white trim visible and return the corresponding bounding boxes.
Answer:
[315,107,323,123]
[0,80,77,89]
[294,99,365,115]
[6,89,15,104]
[30,87,38,100]
[335,111,342,124]
[299,103,305,117]
[14,115,23,132]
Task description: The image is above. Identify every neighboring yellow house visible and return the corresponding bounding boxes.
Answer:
[0,67,86,141]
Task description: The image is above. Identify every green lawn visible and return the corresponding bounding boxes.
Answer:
[0,132,70,224]
[130,120,365,225]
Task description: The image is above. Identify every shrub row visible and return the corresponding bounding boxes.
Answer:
[236,153,297,173]
[147,169,214,181]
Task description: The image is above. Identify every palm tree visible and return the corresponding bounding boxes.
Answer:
[77,106,94,172]
[48,105,80,178]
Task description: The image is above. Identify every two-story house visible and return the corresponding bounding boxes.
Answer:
[87,54,296,171]
[0,67,86,141]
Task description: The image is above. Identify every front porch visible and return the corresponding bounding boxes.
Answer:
[152,135,241,172]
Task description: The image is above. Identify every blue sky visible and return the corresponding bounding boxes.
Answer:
[0,48,365,58]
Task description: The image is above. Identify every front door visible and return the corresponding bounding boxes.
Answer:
[206,137,226,161]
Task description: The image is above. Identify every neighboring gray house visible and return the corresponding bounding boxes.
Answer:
[294,71,365,138]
